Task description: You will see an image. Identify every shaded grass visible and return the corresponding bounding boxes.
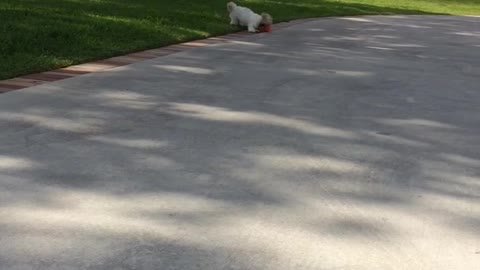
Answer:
[0,0,479,80]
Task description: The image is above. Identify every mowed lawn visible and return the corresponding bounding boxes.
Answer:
[1,0,479,80]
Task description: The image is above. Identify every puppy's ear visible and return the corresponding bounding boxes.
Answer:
[261,13,273,25]
[227,2,237,13]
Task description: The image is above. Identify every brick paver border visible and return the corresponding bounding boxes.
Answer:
[0,19,315,94]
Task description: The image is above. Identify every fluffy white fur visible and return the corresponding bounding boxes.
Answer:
[227,2,272,32]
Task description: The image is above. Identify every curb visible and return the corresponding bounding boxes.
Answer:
[0,18,314,95]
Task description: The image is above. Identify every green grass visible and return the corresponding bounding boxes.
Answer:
[1,0,479,80]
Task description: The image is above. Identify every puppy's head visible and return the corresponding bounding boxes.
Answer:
[261,13,273,25]
[227,2,237,13]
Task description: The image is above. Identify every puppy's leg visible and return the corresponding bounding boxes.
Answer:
[229,14,238,25]
[247,24,257,33]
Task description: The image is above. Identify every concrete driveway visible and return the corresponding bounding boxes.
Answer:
[0,16,479,270]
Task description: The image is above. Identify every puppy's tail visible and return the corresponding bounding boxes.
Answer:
[261,13,273,25]
[227,2,237,13]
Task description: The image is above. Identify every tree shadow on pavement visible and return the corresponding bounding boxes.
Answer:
[0,15,479,270]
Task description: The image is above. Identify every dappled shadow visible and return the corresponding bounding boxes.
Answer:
[0,15,479,269]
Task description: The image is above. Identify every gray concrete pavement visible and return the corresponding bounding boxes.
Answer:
[0,16,479,269]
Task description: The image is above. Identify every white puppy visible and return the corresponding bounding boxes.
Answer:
[227,1,272,32]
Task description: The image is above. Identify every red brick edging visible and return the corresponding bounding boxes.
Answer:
[0,19,314,94]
